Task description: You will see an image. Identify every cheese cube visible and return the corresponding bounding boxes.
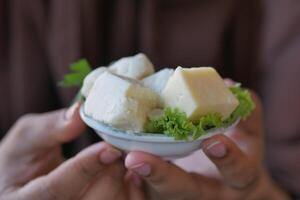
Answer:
[109,53,155,79]
[161,67,239,121]
[81,67,107,97]
[142,68,174,94]
[84,71,159,132]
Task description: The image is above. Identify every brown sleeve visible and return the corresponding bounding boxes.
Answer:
[258,1,300,197]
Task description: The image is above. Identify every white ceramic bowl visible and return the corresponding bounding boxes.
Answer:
[80,106,239,159]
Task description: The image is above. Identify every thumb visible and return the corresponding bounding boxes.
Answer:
[17,142,122,200]
[23,102,86,146]
[4,102,85,157]
[125,152,217,199]
[201,134,260,189]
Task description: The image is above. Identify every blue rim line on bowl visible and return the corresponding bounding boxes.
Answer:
[79,105,240,143]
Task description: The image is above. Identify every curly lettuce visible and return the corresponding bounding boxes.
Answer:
[145,108,224,140]
[193,113,223,139]
[145,84,255,140]
[145,108,195,140]
[223,84,255,126]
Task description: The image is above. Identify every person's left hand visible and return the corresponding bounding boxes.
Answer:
[0,103,145,200]
[124,92,290,200]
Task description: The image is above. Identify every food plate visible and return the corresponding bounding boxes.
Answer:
[80,105,239,159]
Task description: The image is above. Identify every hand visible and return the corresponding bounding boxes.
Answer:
[0,103,143,200]
[125,93,291,200]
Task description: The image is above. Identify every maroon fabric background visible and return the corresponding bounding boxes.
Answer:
[0,0,299,197]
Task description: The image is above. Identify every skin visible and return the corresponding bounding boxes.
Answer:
[124,92,291,200]
[0,91,291,199]
[0,103,143,200]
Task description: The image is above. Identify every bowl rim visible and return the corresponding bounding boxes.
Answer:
[80,105,239,143]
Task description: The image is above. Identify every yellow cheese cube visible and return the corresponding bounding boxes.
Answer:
[161,67,239,122]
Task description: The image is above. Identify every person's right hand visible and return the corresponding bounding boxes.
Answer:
[124,92,290,200]
[0,103,144,200]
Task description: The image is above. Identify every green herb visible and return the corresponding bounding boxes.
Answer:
[145,108,195,140]
[193,113,223,139]
[223,84,255,126]
[145,109,225,140]
[145,84,255,140]
[59,59,92,87]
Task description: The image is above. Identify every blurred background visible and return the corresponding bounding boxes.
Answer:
[0,0,299,197]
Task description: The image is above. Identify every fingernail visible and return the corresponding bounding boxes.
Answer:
[100,148,122,164]
[130,163,151,177]
[65,103,80,120]
[224,78,235,87]
[203,140,227,158]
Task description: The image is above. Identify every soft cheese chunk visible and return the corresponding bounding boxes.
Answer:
[109,53,155,79]
[161,67,239,122]
[84,71,159,132]
[142,68,174,94]
[81,67,107,97]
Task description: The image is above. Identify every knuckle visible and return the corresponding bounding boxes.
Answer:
[149,163,172,184]
[44,187,61,200]
[102,174,122,188]
[71,157,100,181]
[12,113,39,136]
[106,162,125,181]
[12,112,59,139]
[246,90,263,116]
[191,174,224,200]
[230,164,260,190]
[242,167,260,188]
[38,177,63,200]
[15,113,38,129]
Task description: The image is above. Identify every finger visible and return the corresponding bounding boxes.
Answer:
[125,170,143,188]
[4,102,85,155]
[83,163,146,200]
[83,161,126,200]
[222,80,263,137]
[229,91,264,157]
[201,134,260,190]
[224,78,235,87]
[26,102,85,145]
[125,173,146,200]
[237,91,263,137]
[18,142,122,200]
[125,152,218,199]
[127,183,146,200]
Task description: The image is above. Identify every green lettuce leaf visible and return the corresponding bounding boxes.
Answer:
[145,84,255,140]
[145,108,195,140]
[59,59,92,88]
[193,113,223,139]
[223,84,255,126]
[145,108,225,140]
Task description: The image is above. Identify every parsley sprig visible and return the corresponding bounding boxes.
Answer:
[59,59,92,87]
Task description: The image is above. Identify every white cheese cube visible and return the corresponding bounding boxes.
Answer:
[81,67,107,97]
[84,71,159,132]
[161,67,239,122]
[109,53,155,79]
[142,68,174,94]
